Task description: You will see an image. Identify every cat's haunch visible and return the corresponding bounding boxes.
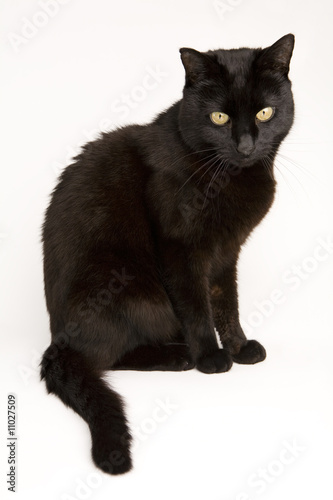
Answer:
[41,34,295,474]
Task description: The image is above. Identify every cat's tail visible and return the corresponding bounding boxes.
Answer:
[40,343,132,474]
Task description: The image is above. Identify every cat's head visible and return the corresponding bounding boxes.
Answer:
[178,34,295,168]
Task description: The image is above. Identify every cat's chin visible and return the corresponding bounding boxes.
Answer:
[228,157,258,169]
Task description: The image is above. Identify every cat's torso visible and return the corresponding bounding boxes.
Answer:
[44,117,276,317]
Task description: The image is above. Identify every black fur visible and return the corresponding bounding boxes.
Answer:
[41,35,295,474]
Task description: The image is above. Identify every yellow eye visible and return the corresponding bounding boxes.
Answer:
[256,107,274,122]
[210,111,230,126]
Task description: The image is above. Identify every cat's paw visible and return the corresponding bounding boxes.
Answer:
[196,349,233,374]
[164,343,195,371]
[232,340,266,365]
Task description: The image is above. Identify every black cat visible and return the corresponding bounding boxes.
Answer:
[41,34,295,474]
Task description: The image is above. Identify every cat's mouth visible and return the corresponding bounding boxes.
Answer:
[239,157,258,167]
[214,148,260,169]
[227,155,258,169]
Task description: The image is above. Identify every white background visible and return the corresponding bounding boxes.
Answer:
[1,0,333,499]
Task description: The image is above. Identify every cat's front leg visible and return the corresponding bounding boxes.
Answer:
[160,242,233,374]
[211,260,266,365]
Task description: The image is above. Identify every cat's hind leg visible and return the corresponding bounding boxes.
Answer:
[112,342,194,371]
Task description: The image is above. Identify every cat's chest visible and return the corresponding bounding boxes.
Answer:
[149,164,275,251]
[182,168,276,244]
[216,173,275,234]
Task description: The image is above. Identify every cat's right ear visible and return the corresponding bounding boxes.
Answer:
[179,48,215,86]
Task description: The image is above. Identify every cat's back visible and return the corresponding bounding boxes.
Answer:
[57,125,149,202]
[45,125,153,235]
[43,124,157,302]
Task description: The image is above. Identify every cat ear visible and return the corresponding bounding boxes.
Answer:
[179,48,216,86]
[258,34,295,75]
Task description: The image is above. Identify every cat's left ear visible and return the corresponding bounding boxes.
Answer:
[179,48,217,86]
[258,34,295,75]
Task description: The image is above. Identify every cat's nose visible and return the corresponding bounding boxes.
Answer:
[237,134,255,157]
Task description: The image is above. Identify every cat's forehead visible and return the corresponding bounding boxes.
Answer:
[208,48,260,87]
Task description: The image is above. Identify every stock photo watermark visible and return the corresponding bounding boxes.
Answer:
[17,235,333,384]
[230,438,306,499]
[60,396,179,500]
[178,162,241,221]
[17,266,135,386]
[213,0,244,21]
[7,0,72,53]
[6,394,17,493]
[52,64,168,175]
[131,397,179,450]
[110,65,169,120]
[241,235,333,336]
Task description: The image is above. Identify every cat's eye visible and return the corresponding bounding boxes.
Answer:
[256,107,275,122]
[210,111,230,126]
